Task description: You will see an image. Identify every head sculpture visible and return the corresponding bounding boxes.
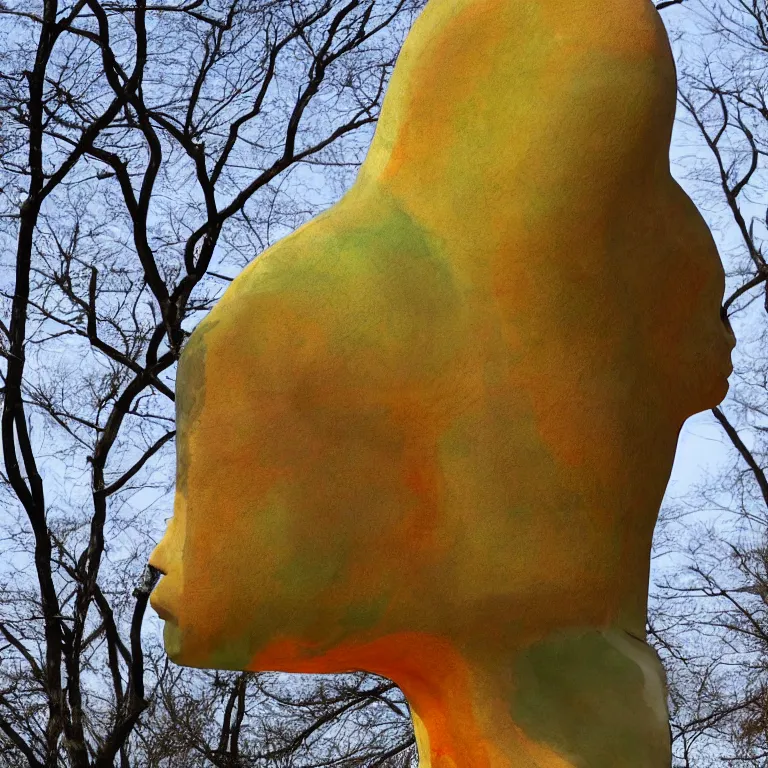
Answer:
[149,0,735,764]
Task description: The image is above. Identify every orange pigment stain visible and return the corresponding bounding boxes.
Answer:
[249,633,500,768]
[399,448,444,552]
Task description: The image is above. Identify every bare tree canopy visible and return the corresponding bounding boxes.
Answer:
[648,0,768,766]
[2,0,765,765]
[0,0,423,764]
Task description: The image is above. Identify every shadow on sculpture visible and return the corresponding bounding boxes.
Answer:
[149,0,736,765]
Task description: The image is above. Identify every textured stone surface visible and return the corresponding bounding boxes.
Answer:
[149,0,735,764]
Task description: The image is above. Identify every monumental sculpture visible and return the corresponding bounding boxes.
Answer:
[148,0,737,764]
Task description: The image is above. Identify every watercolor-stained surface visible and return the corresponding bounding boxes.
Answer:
[149,0,736,765]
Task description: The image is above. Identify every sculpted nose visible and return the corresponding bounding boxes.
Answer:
[149,520,179,576]
[148,539,169,576]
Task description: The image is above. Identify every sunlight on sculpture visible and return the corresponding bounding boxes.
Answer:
[148,0,737,764]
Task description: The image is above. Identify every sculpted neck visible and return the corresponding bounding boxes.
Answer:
[394,626,671,768]
[402,631,671,768]
[279,628,671,768]
[388,634,565,768]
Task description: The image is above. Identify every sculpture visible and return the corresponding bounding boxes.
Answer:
[148,0,736,764]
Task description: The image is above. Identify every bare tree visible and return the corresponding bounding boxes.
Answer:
[134,666,415,767]
[647,0,768,765]
[0,0,423,764]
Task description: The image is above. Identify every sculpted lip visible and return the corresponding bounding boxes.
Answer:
[150,598,176,623]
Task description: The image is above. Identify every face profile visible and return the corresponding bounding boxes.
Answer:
[149,0,735,764]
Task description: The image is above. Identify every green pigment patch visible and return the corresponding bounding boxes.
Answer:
[175,318,218,495]
[510,628,671,767]
[339,593,392,635]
